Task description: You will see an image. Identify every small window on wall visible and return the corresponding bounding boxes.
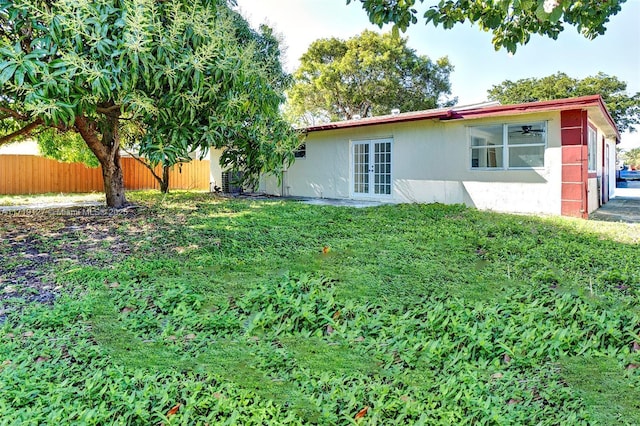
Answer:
[470,122,546,169]
[470,125,503,168]
[587,127,597,172]
[506,124,546,168]
[294,143,306,158]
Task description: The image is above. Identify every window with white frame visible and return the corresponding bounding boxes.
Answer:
[470,122,546,169]
[587,126,597,172]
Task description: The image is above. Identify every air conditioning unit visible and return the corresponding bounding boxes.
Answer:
[221,171,244,194]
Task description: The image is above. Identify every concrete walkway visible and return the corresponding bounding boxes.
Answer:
[295,197,385,208]
[590,186,640,223]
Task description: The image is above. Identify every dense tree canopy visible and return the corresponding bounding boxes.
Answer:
[348,0,626,53]
[287,30,455,125]
[487,72,640,133]
[0,0,296,207]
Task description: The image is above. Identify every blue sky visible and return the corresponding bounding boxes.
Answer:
[235,0,640,149]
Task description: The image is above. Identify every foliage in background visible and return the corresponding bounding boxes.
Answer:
[347,0,626,53]
[0,113,20,137]
[0,193,638,424]
[487,72,640,133]
[0,0,296,207]
[135,5,297,189]
[287,30,455,125]
[119,120,188,194]
[37,129,99,167]
[620,147,640,169]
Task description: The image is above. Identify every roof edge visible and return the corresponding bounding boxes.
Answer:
[304,95,620,141]
[305,108,452,132]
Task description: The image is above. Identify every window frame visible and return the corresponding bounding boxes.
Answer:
[469,121,547,171]
[587,125,597,172]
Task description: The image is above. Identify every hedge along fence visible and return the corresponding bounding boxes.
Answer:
[0,155,210,195]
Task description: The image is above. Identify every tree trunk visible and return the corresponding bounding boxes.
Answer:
[101,149,127,207]
[160,165,170,193]
[75,114,128,208]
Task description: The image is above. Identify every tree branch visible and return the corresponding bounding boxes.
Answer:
[74,114,108,161]
[96,104,122,116]
[0,107,29,121]
[0,119,43,146]
[122,146,164,185]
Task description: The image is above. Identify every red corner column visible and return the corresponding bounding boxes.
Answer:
[560,110,589,218]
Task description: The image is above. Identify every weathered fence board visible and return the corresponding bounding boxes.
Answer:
[0,155,210,195]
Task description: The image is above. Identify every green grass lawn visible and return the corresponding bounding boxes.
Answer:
[1,191,639,424]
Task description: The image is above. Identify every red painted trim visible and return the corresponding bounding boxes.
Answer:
[306,95,620,141]
[305,108,452,132]
[451,95,619,142]
[588,172,597,178]
[561,200,584,218]
[561,110,587,147]
[560,109,584,129]
[449,95,601,119]
[560,110,589,219]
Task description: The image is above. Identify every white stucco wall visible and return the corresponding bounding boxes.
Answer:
[607,141,616,198]
[587,178,600,213]
[586,123,617,213]
[256,111,563,215]
[209,148,224,192]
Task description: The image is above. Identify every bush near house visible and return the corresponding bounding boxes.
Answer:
[0,192,638,424]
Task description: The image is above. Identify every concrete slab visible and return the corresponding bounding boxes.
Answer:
[294,197,386,208]
[591,187,640,223]
[220,193,386,208]
[613,185,640,200]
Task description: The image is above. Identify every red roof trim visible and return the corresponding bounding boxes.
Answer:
[305,108,452,132]
[448,95,602,118]
[305,95,620,140]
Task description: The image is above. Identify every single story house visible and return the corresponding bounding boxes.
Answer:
[210,95,619,218]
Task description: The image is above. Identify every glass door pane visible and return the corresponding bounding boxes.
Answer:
[373,141,391,195]
[353,142,369,194]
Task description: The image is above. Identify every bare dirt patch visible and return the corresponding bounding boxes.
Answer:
[0,206,145,320]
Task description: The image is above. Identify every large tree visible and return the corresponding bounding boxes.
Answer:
[0,0,296,207]
[348,0,626,53]
[487,72,640,133]
[287,30,455,125]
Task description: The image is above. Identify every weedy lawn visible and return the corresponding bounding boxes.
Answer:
[1,191,639,425]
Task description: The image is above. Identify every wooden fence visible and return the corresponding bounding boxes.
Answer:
[0,155,210,195]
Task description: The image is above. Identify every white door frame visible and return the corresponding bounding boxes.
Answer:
[350,138,393,199]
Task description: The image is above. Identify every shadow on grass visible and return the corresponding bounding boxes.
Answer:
[2,192,640,423]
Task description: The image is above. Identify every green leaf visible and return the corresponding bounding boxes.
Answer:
[0,62,17,84]
[549,5,563,23]
[14,66,25,86]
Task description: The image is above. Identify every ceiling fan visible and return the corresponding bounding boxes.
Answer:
[511,125,544,135]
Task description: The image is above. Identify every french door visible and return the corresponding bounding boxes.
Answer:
[352,138,392,197]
